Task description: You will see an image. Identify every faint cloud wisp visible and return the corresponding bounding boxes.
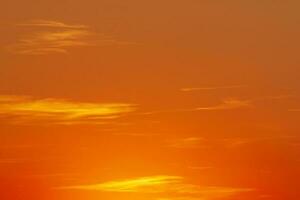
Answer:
[0,95,136,124]
[16,20,88,29]
[10,19,135,55]
[140,98,251,116]
[60,176,182,192]
[181,85,247,92]
[167,137,205,149]
[195,98,251,111]
[59,175,253,200]
[10,20,95,55]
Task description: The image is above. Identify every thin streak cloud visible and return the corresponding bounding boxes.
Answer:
[0,95,136,124]
[9,20,138,55]
[60,176,182,192]
[11,21,94,55]
[195,98,251,111]
[59,175,253,200]
[181,85,247,92]
[140,98,251,116]
[16,20,88,29]
[167,137,205,149]
[10,20,121,55]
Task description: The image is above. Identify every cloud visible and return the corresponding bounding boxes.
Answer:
[10,20,95,55]
[181,85,247,92]
[222,138,252,148]
[0,95,135,124]
[193,94,291,112]
[167,137,205,149]
[16,20,88,29]
[10,20,135,55]
[139,98,251,116]
[60,176,182,192]
[195,98,251,111]
[59,175,253,200]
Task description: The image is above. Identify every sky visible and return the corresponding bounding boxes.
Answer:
[0,1,300,200]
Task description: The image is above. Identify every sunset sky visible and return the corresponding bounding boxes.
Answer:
[1,1,300,200]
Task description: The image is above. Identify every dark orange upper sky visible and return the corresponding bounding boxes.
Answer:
[0,1,300,200]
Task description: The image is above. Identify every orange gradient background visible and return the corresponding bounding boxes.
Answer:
[0,1,299,200]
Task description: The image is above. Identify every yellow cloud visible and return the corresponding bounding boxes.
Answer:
[196,98,251,111]
[0,95,135,124]
[61,176,182,192]
[156,185,251,200]
[59,175,253,200]
[13,30,92,55]
[181,85,246,92]
[10,20,95,55]
[10,20,137,55]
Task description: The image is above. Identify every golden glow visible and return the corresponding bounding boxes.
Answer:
[10,20,136,55]
[61,176,182,192]
[61,175,252,200]
[0,1,299,200]
[0,95,135,124]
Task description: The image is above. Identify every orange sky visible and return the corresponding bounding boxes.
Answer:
[0,1,300,200]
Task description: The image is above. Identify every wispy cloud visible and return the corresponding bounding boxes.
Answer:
[10,20,135,55]
[16,20,88,29]
[197,95,292,111]
[140,92,292,116]
[60,176,181,192]
[59,175,253,200]
[10,20,95,55]
[195,98,251,111]
[139,98,251,116]
[0,95,135,124]
[222,135,300,148]
[222,138,252,148]
[167,137,205,149]
[181,85,247,92]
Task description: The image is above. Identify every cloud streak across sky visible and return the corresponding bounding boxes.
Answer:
[195,98,251,111]
[9,19,138,55]
[60,175,253,200]
[0,95,135,124]
[10,20,95,55]
[181,85,247,92]
[16,20,88,29]
[141,98,251,116]
[60,176,181,192]
[167,137,205,149]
